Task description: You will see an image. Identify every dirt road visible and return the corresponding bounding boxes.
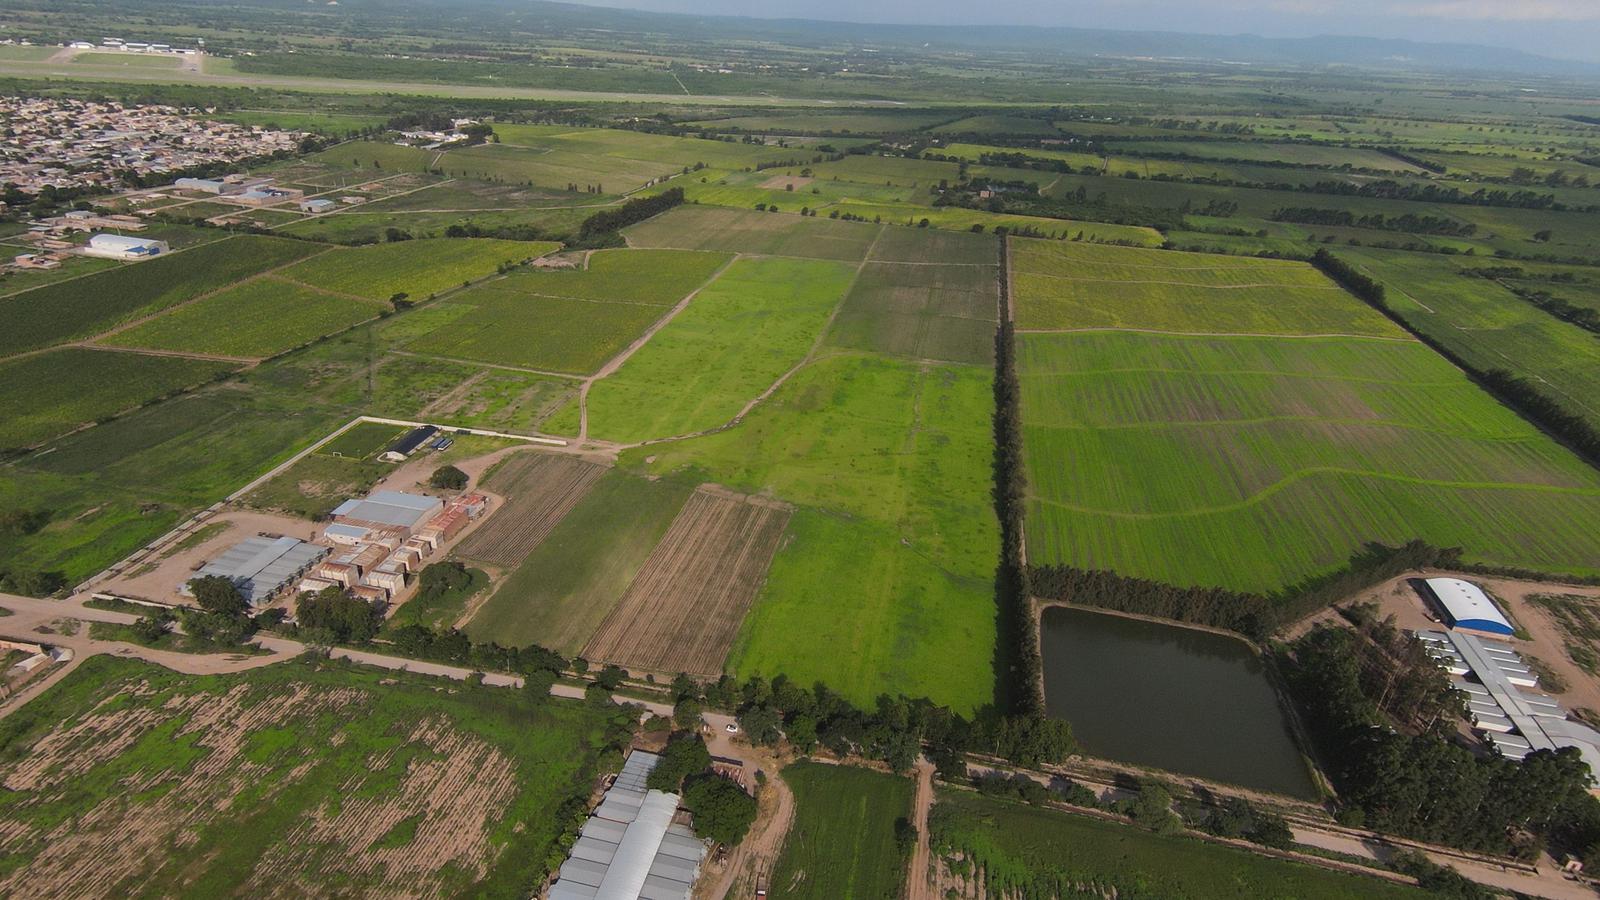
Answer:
[906,759,937,900]
[697,718,796,900]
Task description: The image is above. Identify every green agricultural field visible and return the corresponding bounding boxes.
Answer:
[928,790,1426,899]
[278,206,596,245]
[769,762,913,900]
[278,238,554,302]
[1343,249,1600,431]
[74,51,181,68]
[416,368,578,434]
[102,277,381,358]
[1017,330,1600,591]
[402,249,729,374]
[1011,240,1405,336]
[0,655,630,898]
[626,205,882,261]
[827,260,998,365]
[934,114,1063,135]
[1106,139,1431,173]
[308,140,438,172]
[318,421,405,459]
[463,471,691,653]
[0,349,235,450]
[0,236,324,356]
[583,256,854,442]
[628,354,998,712]
[829,202,1163,245]
[868,227,999,266]
[0,255,119,298]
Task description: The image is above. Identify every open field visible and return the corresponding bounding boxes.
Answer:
[582,487,791,676]
[277,238,554,302]
[455,452,608,567]
[463,471,691,654]
[582,255,855,442]
[0,236,324,356]
[928,790,1426,899]
[827,260,998,365]
[829,202,1163,245]
[1343,249,1600,431]
[102,277,381,358]
[769,761,913,900]
[0,656,626,898]
[627,205,882,261]
[319,421,406,460]
[628,353,998,712]
[1011,240,1403,336]
[243,451,391,520]
[74,51,182,68]
[1016,313,1600,591]
[415,367,577,434]
[402,249,729,374]
[0,349,236,450]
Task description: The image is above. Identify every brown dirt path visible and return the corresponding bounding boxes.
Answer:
[906,759,937,900]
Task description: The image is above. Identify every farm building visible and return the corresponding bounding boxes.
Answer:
[81,233,169,260]
[174,177,232,194]
[329,490,443,534]
[235,186,304,207]
[185,536,328,606]
[549,750,705,900]
[299,198,336,213]
[382,426,439,462]
[1423,578,1515,636]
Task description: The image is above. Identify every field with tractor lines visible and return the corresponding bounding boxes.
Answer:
[454,451,608,567]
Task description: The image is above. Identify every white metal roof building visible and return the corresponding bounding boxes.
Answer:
[1424,577,1515,636]
[550,750,706,900]
[185,536,328,605]
[81,233,169,260]
[329,491,442,532]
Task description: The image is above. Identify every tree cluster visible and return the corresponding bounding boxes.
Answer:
[577,187,684,241]
[1271,207,1477,236]
[295,585,383,644]
[1282,625,1600,858]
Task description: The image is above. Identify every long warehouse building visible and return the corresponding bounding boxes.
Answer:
[549,750,706,900]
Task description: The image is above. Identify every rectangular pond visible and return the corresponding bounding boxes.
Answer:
[1040,604,1317,799]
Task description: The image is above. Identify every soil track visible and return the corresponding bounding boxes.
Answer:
[453,451,606,566]
[583,486,790,675]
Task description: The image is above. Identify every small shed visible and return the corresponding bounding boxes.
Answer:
[381,426,438,462]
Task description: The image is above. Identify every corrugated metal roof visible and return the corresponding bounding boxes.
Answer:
[1426,578,1514,635]
[550,751,704,900]
[191,536,327,605]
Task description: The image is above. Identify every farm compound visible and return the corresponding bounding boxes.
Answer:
[183,535,327,606]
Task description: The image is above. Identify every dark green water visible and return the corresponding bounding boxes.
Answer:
[1040,605,1317,799]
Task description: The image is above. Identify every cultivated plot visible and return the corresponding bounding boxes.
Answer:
[827,260,998,365]
[582,487,791,676]
[102,277,381,358]
[278,238,555,302]
[1010,240,1400,336]
[0,656,622,899]
[626,205,881,261]
[462,471,691,654]
[1014,252,1600,591]
[454,452,608,567]
[582,255,855,443]
[769,761,914,900]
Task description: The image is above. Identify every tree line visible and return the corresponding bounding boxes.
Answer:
[1313,250,1600,470]
[1028,540,1462,642]
[576,186,683,242]
[1272,207,1477,236]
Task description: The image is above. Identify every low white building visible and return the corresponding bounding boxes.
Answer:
[81,233,169,260]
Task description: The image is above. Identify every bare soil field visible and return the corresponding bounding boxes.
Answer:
[583,485,790,676]
[454,451,608,566]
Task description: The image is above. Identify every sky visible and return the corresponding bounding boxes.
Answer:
[565,0,1600,62]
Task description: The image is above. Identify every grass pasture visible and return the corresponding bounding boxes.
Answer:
[0,236,323,356]
[102,277,381,358]
[0,349,235,450]
[402,249,728,374]
[278,238,554,302]
[626,205,882,261]
[244,451,390,520]
[1011,240,1401,336]
[928,790,1426,899]
[582,255,855,443]
[0,655,625,898]
[770,761,913,900]
[318,421,405,460]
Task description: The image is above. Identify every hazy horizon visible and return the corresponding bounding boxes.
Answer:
[561,0,1600,64]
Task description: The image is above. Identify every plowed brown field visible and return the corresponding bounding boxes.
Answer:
[454,451,606,566]
[583,485,790,676]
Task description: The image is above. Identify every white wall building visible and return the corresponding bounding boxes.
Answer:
[81,233,169,260]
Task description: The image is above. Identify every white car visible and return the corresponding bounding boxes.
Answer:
[725,722,740,734]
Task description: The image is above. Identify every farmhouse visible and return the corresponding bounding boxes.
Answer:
[381,425,438,462]
[185,536,328,606]
[299,198,336,213]
[80,233,169,260]
[1422,577,1515,636]
[549,750,705,900]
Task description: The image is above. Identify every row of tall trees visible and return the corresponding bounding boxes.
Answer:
[576,186,683,240]
[1272,207,1478,236]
